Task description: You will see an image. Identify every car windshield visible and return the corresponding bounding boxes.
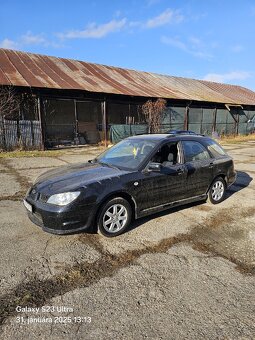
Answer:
[96,139,157,170]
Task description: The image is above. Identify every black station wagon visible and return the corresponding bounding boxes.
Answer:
[24,133,236,237]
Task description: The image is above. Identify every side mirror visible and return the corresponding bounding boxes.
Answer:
[147,162,161,172]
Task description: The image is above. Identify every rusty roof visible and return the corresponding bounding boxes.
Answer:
[0,48,255,105]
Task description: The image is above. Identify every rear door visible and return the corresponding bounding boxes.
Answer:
[181,140,214,197]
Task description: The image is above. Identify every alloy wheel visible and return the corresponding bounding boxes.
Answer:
[102,204,128,233]
[211,180,225,201]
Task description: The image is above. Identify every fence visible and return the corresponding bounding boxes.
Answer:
[110,124,148,143]
[161,107,255,135]
[0,119,43,151]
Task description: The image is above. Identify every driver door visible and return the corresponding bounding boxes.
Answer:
[137,141,187,213]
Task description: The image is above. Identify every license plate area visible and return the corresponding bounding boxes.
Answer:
[23,199,33,213]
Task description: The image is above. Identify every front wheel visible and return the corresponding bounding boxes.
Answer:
[208,177,226,204]
[97,197,132,237]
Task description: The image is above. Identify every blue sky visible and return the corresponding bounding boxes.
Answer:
[1,0,255,90]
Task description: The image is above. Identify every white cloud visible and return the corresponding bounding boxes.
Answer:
[161,36,213,60]
[0,32,63,50]
[57,9,183,40]
[189,36,201,47]
[21,32,63,48]
[114,10,122,18]
[192,51,213,59]
[21,32,47,45]
[129,21,141,28]
[161,36,186,50]
[58,18,127,39]
[145,9,183,28]
[146,0,161,6]
[0,38,19,49]
[210,41,220,49]
[231,44,243,53]
[203,71,251,83]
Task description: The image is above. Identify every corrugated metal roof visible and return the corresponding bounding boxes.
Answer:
[0,48,255,105]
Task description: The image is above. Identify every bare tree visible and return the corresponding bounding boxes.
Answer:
[142,98,167,133]
[21,91,37,118]
[0,86,20,119]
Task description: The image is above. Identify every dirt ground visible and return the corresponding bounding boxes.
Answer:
[0,142,254,340]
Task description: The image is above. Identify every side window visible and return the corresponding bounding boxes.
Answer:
[150,142,181,166]
[182,141,210,162]
[205,140,227,158]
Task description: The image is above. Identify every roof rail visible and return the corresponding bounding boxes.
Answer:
[166,130,196,135]
[166,130,205,137]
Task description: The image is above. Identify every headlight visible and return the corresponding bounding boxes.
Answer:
[47,192,80,206]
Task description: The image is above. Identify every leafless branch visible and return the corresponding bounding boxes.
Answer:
[142,98,167,133]
[0,86,20,119]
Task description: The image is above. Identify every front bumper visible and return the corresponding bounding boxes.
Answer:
[24,197,96,235]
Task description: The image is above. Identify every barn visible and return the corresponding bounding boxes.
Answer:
[0,48,255,150]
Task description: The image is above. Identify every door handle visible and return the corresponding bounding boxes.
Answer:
[177,167,184,175]
[208,162,214,169]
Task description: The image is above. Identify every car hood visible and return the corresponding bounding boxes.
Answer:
[34,162,129,194]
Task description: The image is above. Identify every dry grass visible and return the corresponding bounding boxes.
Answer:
[0,133,254,157]
[218,133,255,144]
[0,149,64,158]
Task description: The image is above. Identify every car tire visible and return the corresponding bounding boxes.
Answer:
[208,177,226,204]
[97,197,132,237]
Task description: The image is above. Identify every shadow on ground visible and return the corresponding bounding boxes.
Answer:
[226,171,253,197]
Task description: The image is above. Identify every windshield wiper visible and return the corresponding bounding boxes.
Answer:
[98,161,120,170]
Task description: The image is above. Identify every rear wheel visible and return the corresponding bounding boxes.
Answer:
[97,197,132,237]
[208,177,226,204]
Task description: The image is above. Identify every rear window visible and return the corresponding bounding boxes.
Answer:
[205,140,227,158]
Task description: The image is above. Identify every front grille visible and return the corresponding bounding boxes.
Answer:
[39,193,48,203]
[28,187,48,203]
